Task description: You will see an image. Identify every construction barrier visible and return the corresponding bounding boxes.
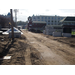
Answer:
[62,33,71,37]
[43,30,46,34]
[45,29,63,35]
[53,32,62,37]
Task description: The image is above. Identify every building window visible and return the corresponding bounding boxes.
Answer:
[42,17,43,19]
[58,17,60,20]
[38,17,40,19]
[62,17,63,19]
[42,19,43,21]
[48,17,50,19]
[52,17,53,19]
[55,23,56,25]
[55,17,57,20]
[45,20,47,22]
[38,20,40,21]
[55,21,56,22]
[41,17,43,20]
[37,17,40,19]
[51,23,53,25]
[48,20,50,22]
[45,17,47,19]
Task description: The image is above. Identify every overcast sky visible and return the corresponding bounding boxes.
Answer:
[0,9,75,22]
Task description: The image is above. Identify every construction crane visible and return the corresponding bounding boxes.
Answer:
[14,9,18,27]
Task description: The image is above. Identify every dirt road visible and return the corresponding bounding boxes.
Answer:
[22,30,75,65]
[0,30,75,65]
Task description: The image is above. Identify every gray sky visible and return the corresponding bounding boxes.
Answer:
[0,9,75,22]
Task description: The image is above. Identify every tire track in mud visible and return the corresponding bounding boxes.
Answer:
[24,38,46,65]
[33,36,74,56]
[30,46,45,65]
[33,35,75,55]
[22,31,47,65]
[22,30,72,65]
[30,33,75,64]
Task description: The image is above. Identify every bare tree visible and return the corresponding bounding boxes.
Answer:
[0,15,15,28]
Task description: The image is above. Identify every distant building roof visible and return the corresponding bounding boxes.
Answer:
[60,17,75,22]
[32,15,66,17]
[7,13,11,16]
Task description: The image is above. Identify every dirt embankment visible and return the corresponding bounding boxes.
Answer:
[0,34,43,65]
[0,35,27,65]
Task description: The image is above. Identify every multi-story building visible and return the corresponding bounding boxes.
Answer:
[32,15,66,25]
[27,16,46,32]
[60,17,75,33]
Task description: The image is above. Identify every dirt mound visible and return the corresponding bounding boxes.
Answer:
[30,47,44,65]
[0,34,27,65]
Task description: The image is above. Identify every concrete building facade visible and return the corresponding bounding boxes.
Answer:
[32,15,66,25]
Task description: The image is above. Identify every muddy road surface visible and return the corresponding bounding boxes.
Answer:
[22,30,75,65]
[0,30,75,65]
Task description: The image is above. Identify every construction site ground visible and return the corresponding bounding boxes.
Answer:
[0,30,75,65]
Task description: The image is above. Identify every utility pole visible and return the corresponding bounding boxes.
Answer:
[10,9,14,40]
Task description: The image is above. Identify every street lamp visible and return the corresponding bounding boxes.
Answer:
[10,9,14,40]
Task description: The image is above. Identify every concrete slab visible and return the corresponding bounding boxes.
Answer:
[0,56,11,60]
[53,32,62,37]
[62,33,71,37]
